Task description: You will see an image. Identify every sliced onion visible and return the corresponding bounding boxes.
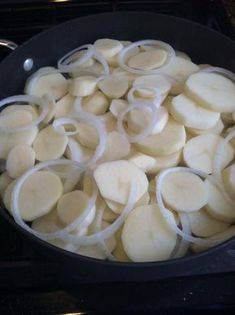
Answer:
[52,117,80,136]
[71,111,107,167]
[156,166,220,246]
[0,95,48,133]
[11,159,99,241]
[200,66,235,83]
[172,213,191,258]
[117,39,175,75]
[93,50,110,76]
[117,102,159,143]
[57,44,95,73]
[127,84,164,107]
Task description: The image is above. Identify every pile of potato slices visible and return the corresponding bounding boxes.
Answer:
[0,38,235,262]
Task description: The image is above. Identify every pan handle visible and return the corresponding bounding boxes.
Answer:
[0,39,18,51]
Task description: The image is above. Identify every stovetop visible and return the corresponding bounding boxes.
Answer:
[0,0,235,314]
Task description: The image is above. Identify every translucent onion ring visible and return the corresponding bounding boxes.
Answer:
[172,213,191,259]
[0,95,48,133]
[200,66,235,83]
[127,84,164,107]
[52,117,80,136]
[117,39,176,75]
[11,159,99,241]
[117,102,159,143]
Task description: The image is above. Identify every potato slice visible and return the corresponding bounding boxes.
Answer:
[0,127,38,159]
[75,122,99,150]
[94,160,148,205]
[183,134,234,174]
[55,94,75,119]
[222,164,235,199]
[18,171,63,221]
[98,76,129,99]
[0,109,33,129]
[129,150,181,175]
[101,131,130,162]
[3,180,17,211]
[185,72,235,112]
[1,104,38,119]
[94,39,123,58]
[57,190,96,229]
[128,49,168,70]
[103,206,118,223]
[6,144,35,179]
[82,91,109,115]
[170,94,220,129]
[186,118,224,136]
[99,112,117,132]
[135,118,186,156]
[32,209,64,233]
[113,226,131,262]
[205,178,235,223]
[110,99,128,118]
[33,125,68,161]
[65,137,93,163]
[188,209,229,237]
[161,172,208,212]
[122,204,177,262]
[69,76,97,97]
[0,172,12,198]
[133,74,171,96]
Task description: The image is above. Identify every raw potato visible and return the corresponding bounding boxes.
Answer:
[101,131,130,162]
[0,127,38,159]
[185,72,235,112]
[42,95,56,124]
[161,56,199,95]
[128,49,168,70]
[99,112,117,132]
[77,221,117,259]
[33,125,68,161]
[183,134,234,174]
[170,94,220,129]
[94,39,123,58]
[135,118,186,156]
[75,122,99,149]
[65,137,93,163]
[204,178,235,223]
[98,76,129,99]
[69,76,97,97]
[161,172,208,212]
[175,50,191,61]
[18,171,63,221]
[6,144,35,179]
[127,107,168,135]
[32,209,64,233]
[113,226,131,262]
[191,226,235,253]
[222,164,235,199]
[3,180,17,212]
[94,160,148,205]
[25,67,68,100]
[0,172,12,198]
[188,209,229,237]
[129,150,181,175]
[57,190,96,229]
[122,204,177,262]
[82,91,109,115]
[105,191,150,214]
[133,74,171,96]
[103,206,118,223]
[55,94,75,119]
[110,99,128,117]
[0,109,33,129]
[1,104,38,119]
[186,118,224,136]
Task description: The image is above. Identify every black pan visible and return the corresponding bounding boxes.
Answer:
[0,12,235,283]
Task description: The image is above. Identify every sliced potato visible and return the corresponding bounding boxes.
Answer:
[0,172,12,198]
[186,118,224,136]
[222,164,235,199]
[128,49,168,70]
[101,131,130,162]
[69,76,97,97]
[98,76,129,99]
[82,91,109,115]
[94,39,123,58]
[55,94,75,119]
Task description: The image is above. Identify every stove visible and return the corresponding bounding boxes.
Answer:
[0,1,235,314]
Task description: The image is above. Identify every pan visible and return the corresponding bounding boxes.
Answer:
[0,12,235,283]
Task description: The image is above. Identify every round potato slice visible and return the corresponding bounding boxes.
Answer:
[133,74,171,96]
[19,171,63,221]
[94,38,123,58]
[57,190,96,229]
[69,76,97,97]
[82,91,109,115]
[98,76,129,99]
[186,118,224,136]
[122,204,177,262]
[94,160,148,205]
[128,49,168,70]
[6,144,35,179]
[33,125,68,161]
[0,172,12,198]
[55,94,75,119]
[1,104,38,119]
[161,172,208,212]
[222,164,235,199]
[135,118,186,156]
[0,109,33,129]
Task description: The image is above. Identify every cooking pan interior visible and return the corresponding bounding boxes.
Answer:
[0,12,235,281]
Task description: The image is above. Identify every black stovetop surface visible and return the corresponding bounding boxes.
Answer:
[0,0,235,314]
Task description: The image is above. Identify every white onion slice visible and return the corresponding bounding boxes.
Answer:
[117,39,175,75]
[172,213,191,258]
[52,117,80,136]
[71,111,107,167]
[0,95,48,133]
[11,159,99,241]
[117,102,159,143]
[200,66,235,83]
[93,50,110,76]
[127,84,164,107]
[57,44,95,73]
[156,166,221,246]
